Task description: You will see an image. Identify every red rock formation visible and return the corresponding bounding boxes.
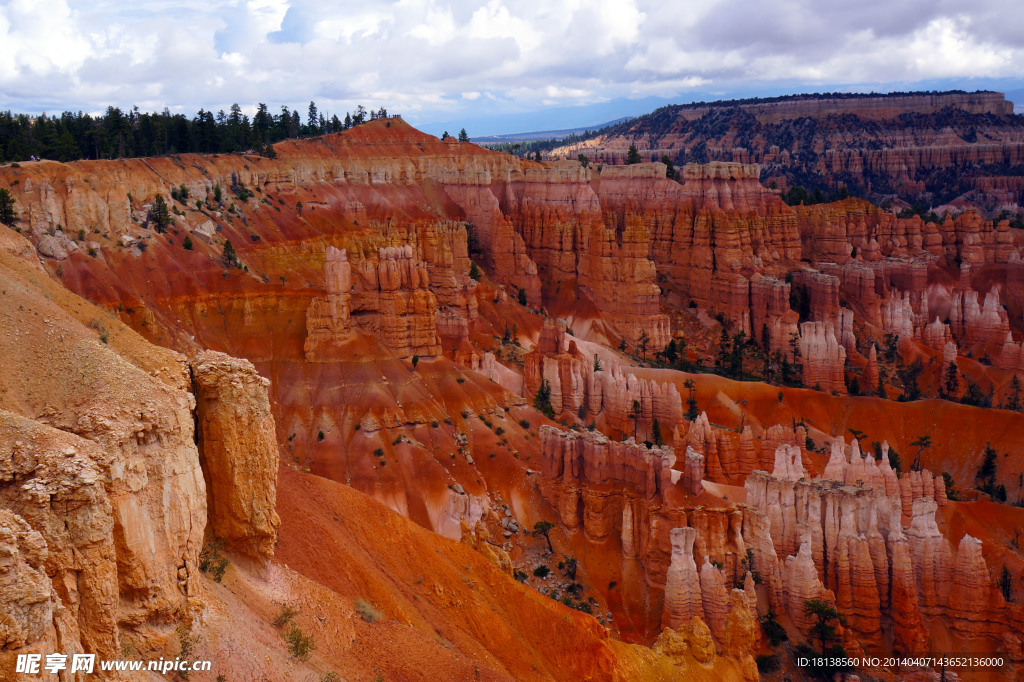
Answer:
[744,437,982,654]
[662,527,704,629]
[524,319,587,415]
[799,321,847,393]
[905,498,954,614]
[948,534,997,639]
[761,423,807,472]
[192,350,281,561]
[750,274,800,353]
[538,425,680,504]
[793,269,841,322]
[352,245,442,357]
[0,228,213,665]
[887,517,930,654]
[552,92,1024,208]
[304,246,354,358]
[863,344,880,391]
[682,446,705,496]
[782,531,830,634]
[699,556,731,644]
[638,162,802,330]
[525,331,683,432]
[8,114,1024,675]
[922,317,953,350]
[0,509,52,652]
[999,333,1024,371]
[836,533,882,650]
[951,289,1010,346]
[737,426,757,476]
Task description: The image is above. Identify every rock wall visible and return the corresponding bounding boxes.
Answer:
[523,320,682,433]
[537,425,778,649]
[0,227,282,672]
[745,436,1011,656]
[798,321,847,393]
[548,92,1024,208]
[191,350,281,562]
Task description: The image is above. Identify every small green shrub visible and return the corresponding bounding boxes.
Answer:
[532,565,550,578]
[519,419,530,429]
[273,605,298,628]
[760,608,788,646]
[355,598,383,623]
[284,626,315,661]
[199,538,229,582]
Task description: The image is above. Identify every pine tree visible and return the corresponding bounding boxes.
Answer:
[661,339,678,365]
[998,565,1014,602]
[804,599,845,656]
[222,240,238,268]
[0,188,17,226]
[626,144,640,165]
[307,101,319,135]
[684,379,699,421]
[910,435,932,471]
[942,362,960,399]
[976,442,999,496]
[1006,375,1022,412]
[458,128,469,142]
[533,379,555,418]
[637,329,650,358]
[716,327,732,372]
[149,194,171,233]
[532,521,555,553]
[660,155,678,181]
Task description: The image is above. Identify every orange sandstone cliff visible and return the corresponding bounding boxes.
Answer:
[2,117,1024,680]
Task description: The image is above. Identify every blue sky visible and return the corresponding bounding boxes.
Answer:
[1,0,1023,136]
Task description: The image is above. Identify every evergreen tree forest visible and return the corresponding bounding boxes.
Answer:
[0,102,392,163]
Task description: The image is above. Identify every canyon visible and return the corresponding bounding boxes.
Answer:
[548,91,1024,213]
[1,107,1024,680]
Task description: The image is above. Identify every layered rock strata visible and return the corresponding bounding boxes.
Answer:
[191,350,281,561]
[745,436,1006,655]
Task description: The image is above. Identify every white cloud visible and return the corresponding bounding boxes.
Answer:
[0,0,1022,126]
[0,0,91,79]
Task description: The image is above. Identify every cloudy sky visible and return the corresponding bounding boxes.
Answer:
[2,0,1023,135]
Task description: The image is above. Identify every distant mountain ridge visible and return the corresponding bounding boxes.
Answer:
[548,90,1024,213]
[471,117,632,144]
